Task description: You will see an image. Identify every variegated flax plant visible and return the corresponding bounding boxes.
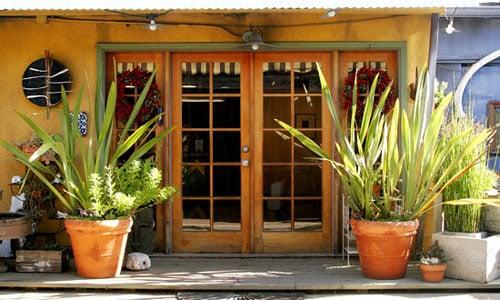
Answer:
[0,69,175,219]
[277,63,496,221]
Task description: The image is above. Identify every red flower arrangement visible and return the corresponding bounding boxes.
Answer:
[342,67,397,119]
[116,67,162,125]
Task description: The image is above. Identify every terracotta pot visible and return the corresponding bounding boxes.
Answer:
[419,263,447,283]
[64,218,132,278]
[351,218,419,280]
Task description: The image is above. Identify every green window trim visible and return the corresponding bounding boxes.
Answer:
[96,42,408,110]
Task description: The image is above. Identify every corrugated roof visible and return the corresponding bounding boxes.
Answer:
[0,0,487,11]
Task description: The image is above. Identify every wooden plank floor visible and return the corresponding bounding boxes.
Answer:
[0,258,498,291]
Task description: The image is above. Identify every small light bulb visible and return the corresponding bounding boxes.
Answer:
[445,20,456,34]
[149,19,158,31]
[326,9,337,18]
[251,43,259,50]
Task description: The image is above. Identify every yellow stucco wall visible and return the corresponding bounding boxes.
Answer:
[0,13,431,240]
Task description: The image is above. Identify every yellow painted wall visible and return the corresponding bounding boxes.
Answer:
[0,12,431,233]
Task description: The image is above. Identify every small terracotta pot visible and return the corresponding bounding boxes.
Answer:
[419,263,447,283]
[64,218,132,278]
[351,218,419,280]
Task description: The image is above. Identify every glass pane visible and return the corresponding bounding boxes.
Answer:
[213,97,240,128]
[263,166,291,197]
[182,98,209,128]
[214,200,241,231]
[263,62,291,94]
[263,131,291,162]
[294,200,322,231]
[294,62,321,93]
[182,62,209,94]
[182,132,209,162]
[213,166,240,196]
[213,62,240,93]
[213,132,240,162]
[264,200,291,231]
[294,165,322,196]
[182,165,210,196]
[183,200,210,231]
[294,96,322,128]
[263,97,290,128]
[294,131,322,162]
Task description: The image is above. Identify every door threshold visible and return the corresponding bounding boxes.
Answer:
[151,253,343,258]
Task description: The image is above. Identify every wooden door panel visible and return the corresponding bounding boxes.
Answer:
[172,52,251,253]
[105,51,167,253]
[253,52,333,253]
[336,50,398,250]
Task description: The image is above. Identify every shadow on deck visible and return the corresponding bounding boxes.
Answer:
[0,257,499,292]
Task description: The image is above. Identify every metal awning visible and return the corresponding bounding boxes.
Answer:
[0,0,487,11]
[179,62,321,76]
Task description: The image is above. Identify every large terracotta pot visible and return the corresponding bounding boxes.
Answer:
[351,218,419,279]
[419,263,447,283]
[64,218,133,278]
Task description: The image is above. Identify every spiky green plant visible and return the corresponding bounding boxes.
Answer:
[0,69,175,219]
[277,64,495,221]
[441,116,497,232]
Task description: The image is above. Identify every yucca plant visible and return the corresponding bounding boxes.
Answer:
[277,64,495,221]
[0,69,174,219]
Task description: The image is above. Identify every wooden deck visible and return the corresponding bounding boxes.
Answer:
[0,257,499,292]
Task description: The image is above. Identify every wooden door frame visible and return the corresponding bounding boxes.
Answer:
[252,52,333,253]
[335,50,399,253]
[97,42,407,254]
[171,52,251,253]
[104,51,167,252]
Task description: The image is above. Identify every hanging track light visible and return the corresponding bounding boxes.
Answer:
[444,7,460,35]
[322,8,340,18]
[238,28,273,51]
[445,19,459,34]
[146,14,159,31]
[104,10,173,31]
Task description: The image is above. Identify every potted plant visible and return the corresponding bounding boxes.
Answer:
[277,65,493,279]
[418,241,447,283]
[15,135,56,165]
[0,69,176,278]
[432,106,500,283]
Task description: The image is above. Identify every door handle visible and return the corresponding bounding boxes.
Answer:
[242,159,250,167]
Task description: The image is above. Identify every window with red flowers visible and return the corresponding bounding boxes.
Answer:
[342,63,397,121]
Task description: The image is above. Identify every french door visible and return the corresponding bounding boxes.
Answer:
[253,53,332,253]
[172,53,251,253]
[172,52,332,253]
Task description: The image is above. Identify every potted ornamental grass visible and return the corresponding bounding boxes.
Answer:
[0,69,175,278]
[418,241,448,283]
[277,65,493,279]
[441,116,497,236]
[432,107,499,283]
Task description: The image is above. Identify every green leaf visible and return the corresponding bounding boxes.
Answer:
[276,119,331,160]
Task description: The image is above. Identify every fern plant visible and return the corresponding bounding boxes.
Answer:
[78,161,175,219]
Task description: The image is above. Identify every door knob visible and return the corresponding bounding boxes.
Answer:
[241,145,249,153]
[242,159,250,167]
